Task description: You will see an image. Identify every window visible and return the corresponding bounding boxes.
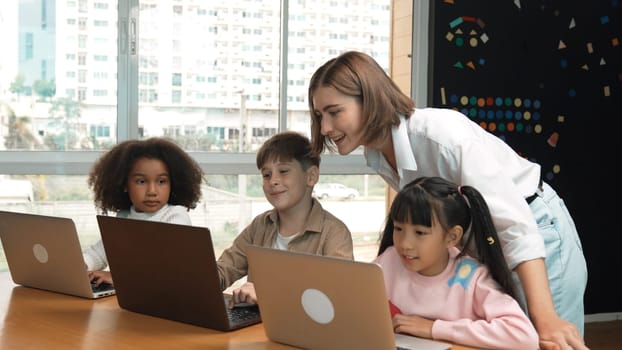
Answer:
[24,33,34,60]
[78,0,87,13]
[78,87,87,101]
[78,35,87,48]
[0,0,392,272]
[207,126,225,140]
[41,60,47,80]
[93,2,109,10]
[171,90,182,103]
[184,125,197,136]
[78,70,87,83]
[90,125,111,137]
[41,0,48,30]
[171,73,182,86]
[251,127,276,137]
[93,71,108,79]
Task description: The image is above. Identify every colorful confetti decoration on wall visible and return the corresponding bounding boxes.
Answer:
[431,0,621,184]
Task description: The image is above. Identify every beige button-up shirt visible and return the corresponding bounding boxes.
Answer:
[216,198,354,290]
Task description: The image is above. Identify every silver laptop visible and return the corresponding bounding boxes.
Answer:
[246,245,452,350]
[96,215,261,331]
[0,210,116,299]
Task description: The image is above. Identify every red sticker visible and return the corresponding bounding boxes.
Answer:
[388,300,402,318]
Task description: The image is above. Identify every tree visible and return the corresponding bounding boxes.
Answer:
[9,75,28,100]
[47,97,81,150]
[0,102,42,150]
[170,134,217,151]
[33,79,56,102]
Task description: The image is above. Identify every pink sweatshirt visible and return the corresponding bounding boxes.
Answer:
[374,246,538,350]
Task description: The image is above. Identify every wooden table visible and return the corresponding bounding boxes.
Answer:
[0,273,477,349]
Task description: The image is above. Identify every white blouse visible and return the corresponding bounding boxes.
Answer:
[365,108,544,269]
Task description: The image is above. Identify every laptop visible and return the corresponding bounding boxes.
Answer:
[0,210,116,299]
[246,245,452,350]
[96,215,261,331]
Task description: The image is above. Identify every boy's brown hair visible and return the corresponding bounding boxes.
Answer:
[256,131,320,170]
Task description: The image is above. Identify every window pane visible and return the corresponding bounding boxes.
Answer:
[0,173,386,272]
[0,174,98,272]
[135,1,391,153]
[0,1,118,151]
[0,1,393,272]
[137,2,281,152]
[286,0,392,149]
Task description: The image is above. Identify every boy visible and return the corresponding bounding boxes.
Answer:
[217,131,354,307]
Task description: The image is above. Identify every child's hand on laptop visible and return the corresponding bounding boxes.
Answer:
[392,313,434,339]
[88,270,113,286]
[228,282,258,309]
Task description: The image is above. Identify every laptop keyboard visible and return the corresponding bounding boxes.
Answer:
[91,281,114,293]
[227,305,261,325]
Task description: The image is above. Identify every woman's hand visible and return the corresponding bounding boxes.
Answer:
[515,259,589,350]
[535,313,589,350]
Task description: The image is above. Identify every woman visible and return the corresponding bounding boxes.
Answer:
[308,50,588,350]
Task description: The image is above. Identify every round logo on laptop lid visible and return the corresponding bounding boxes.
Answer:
[32,243,49,263]
[300,288,335,324]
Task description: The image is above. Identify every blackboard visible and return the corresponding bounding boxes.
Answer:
[428,0,621,314]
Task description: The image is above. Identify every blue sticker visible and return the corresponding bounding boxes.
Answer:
[448,259,478,290]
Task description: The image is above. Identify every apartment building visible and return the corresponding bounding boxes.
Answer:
[2,0,390,151]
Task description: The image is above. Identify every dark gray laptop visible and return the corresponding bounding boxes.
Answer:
[0,210,115,299]
[96,215,261,331]
[247,245,451,350]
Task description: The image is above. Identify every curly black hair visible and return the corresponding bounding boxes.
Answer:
[88,137,204,214]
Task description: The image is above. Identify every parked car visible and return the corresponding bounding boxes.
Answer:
[312,183,360,200]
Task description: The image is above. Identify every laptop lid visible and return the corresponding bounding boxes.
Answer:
[246,246,451,350]
[0,210,115,299]
[96,215,260,331]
